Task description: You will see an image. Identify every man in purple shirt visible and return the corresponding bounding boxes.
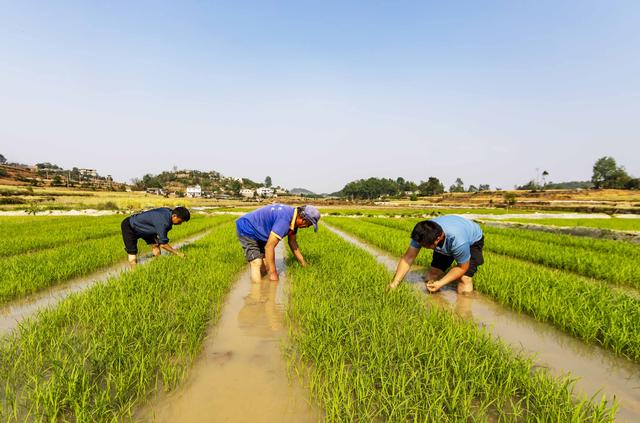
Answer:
[387,215,484,294]
[236,204,321,283]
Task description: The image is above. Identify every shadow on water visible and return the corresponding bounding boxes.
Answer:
[326,223,640,422]
[136,243,320,423]
[0,232,209,337]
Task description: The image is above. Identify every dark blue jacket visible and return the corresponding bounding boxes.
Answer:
[129,207,173,244]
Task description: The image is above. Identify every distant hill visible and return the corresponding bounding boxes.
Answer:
[289,187,317,196]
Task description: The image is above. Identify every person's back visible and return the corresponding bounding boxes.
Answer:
[236,204,295,241]
[431,215,482,261]
[129,207,173,241]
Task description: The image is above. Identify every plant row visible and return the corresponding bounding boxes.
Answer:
[0,215,125,257]
[286,227,615,421]
[500,217,640,232]
[0,214,235,305]
[0,221,246,422]
[326,217,640,361]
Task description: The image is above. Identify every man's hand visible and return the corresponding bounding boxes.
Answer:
[425,280,444,293]
[269,271,279,282]
[386,281,400,292]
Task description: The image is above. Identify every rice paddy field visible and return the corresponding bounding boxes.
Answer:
[1,209,639,421]
[494,217,640,232]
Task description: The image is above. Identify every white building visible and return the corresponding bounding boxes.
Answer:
[256,187,274,197]
[240,188,255,198]
[186,185,202,198]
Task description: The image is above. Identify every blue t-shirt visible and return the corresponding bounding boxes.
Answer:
[129,207,173,244]
[409,215,483,264]
[236,204,297,242]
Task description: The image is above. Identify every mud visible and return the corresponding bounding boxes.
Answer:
[136,244,320,423]
[0,232,209,337]
[326,224,640,422]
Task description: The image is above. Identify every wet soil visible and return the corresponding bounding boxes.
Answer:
[136,244,320,423]
[326,224,640,422]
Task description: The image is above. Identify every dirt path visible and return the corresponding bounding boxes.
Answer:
[136,244,320,422]
[326,223,640,422]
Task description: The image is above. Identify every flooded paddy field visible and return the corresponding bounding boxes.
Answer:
[1,212,638,421]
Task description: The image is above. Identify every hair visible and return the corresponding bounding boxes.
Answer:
[297,206,308,221]
[172,206,191,221]
[411,220,443,246]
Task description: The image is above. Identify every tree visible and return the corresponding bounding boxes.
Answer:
[449,178,465,193]
[468,185,478,192]
[0,154,6,165]
[478,184,490,191]
[418,177,444,196]
[265,176,272,188]
[503,192,517,208]
[542,170,549,187]
[591,156,630,189]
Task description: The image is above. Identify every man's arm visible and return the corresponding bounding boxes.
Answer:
[159,243,185,257]
[287,231,307,266]
[426,261,469,292]
[265,232,281,281]
[387,246,420,290]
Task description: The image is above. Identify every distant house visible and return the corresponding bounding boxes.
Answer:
[146,188,166,195]
[186,185,202,198]
[275,188,288,195]
[79,168,98,178]
[240,188,255,198]
[256,187,274,197]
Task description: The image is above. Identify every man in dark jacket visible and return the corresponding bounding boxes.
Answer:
[120,206,191,267]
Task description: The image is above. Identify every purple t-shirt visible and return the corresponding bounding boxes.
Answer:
[236,204,296,241]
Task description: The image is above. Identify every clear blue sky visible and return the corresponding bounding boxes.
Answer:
[1,1,638,193]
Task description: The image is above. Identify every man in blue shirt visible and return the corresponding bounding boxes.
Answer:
[387,215,484,294]
[120,206,191,268]
[236,204,321,283]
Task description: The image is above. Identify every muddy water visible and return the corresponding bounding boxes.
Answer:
[137,244,320,423]
[326,224,640,422]
[0,233,208,337]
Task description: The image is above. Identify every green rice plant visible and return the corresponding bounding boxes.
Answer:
[326,217,640,361]
[0,215,125,257]
[500,217,640,232]
[482,229,640,289]
[326,217,431,268]
[0,222,246,422]
[0,214,235,304]
[286,227,615,421]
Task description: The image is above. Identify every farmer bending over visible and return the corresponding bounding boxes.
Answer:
[121,206,191,268]
[387,215,484,294]
[236,204,320,283]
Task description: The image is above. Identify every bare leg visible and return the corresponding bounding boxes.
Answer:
[128,254,138,269]
[250,258,265,284]
[151,245,161,257]
[260,259,268,277]
[457,275,474,294]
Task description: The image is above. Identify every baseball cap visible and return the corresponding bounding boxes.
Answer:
[300,205,321,232]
